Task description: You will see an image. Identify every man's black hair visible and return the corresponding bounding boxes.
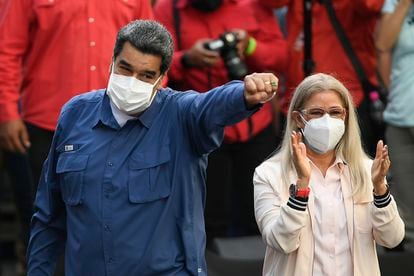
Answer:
[113,20,174,74]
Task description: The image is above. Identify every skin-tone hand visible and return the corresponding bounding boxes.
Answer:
[243,72,279,108]
[184,38,220,68]
[371,140,391,196]
[0,119,31,153]
[291,130,311,188]
[231,29,249,59]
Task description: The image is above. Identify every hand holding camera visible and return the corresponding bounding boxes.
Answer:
[230,29,250,59]
[203,31,249,80]
[182,31,249,80]
[182,38,220,68]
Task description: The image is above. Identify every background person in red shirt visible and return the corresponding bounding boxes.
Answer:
[262,0,384,157]
[154,0,287,242]
[0,0,153,272]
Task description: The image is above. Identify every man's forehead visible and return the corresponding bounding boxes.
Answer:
[115,42,162,74]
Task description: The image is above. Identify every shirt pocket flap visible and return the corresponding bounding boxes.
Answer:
[56,153,89,206]
[56,154,89,173]
[129,146,171,169]
[128,146,171,203]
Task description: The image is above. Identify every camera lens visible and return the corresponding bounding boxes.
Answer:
[204,32,248,80]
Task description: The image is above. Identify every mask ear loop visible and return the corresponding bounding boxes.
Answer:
[297,112,309,145]
[149,75,163,102]
[106,61,116,95]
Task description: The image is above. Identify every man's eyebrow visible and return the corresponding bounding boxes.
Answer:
[119,59,133,69]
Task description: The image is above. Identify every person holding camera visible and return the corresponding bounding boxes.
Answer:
[154,0,287,243]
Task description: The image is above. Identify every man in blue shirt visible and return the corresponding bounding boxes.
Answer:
[26,20,279,275]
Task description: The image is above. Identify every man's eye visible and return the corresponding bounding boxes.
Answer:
[119,66,132,72]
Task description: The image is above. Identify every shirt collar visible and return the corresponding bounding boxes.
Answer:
[109,100,136,128]
[93,91,121,130]
[307,155,347,173]
[334,156,346,173]
[94,89,164,130]
[137,89,164,129]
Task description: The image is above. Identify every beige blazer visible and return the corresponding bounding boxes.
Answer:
[254,156,405,276]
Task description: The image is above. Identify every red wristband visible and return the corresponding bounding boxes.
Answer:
[296,187,310,198]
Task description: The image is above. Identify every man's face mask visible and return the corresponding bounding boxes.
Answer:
[107,67,161,115]
[190,0,223,12]
[300,113,345,154]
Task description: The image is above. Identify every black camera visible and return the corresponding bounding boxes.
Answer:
[204,32,248,80]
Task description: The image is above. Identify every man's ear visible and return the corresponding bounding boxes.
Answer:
[292,111,305,130]
[108,58,115,74]
[109,58,115,73]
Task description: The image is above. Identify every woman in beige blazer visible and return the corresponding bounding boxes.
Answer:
[254,73,404,276]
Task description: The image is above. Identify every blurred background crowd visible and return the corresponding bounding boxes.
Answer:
[0,0,413,275]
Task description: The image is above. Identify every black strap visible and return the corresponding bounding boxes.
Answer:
[321,0,373,95]
[303,0,315,76]
[173,0,182,50]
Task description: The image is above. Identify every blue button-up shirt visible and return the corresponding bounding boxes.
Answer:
[27,82,257,276]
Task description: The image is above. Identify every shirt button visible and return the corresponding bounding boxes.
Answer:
[108,162,113,167]
[108,258,113,263]
[90,65,96,71]
[90,41,96,47]
[329,253,334,258]
[88,17,95,23]
[104,225,110,232]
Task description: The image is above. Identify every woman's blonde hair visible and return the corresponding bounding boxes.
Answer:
[274,73,371,199]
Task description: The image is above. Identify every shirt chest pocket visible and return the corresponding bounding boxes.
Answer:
[56,153,89,206]
[128,145,171,204]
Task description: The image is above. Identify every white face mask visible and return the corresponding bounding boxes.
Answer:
[107,70,161,115]
[300,113,345,154]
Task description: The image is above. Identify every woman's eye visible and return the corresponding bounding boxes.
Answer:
[310,110,324,117]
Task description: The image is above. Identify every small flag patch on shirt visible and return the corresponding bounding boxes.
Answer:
[64,145,74,152]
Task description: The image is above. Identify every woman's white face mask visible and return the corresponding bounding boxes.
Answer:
[300,113,345,154]
[107,67,161,115]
